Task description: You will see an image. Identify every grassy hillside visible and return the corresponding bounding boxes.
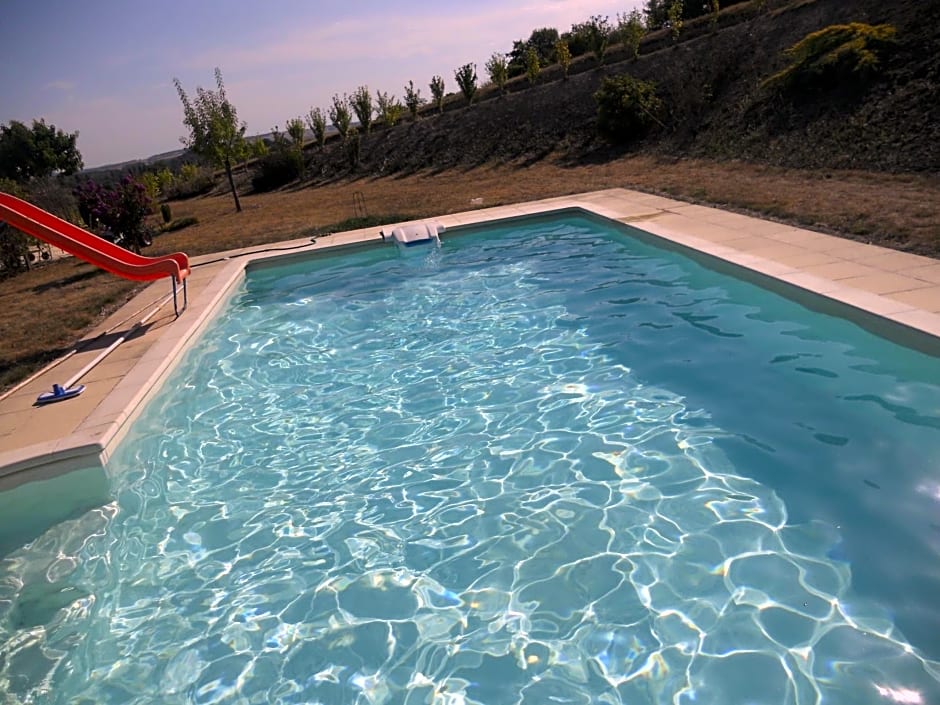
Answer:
[291,0,938,178]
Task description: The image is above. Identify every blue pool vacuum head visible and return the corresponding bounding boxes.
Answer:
[36,383,85,405]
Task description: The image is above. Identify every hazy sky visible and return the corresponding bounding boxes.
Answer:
[1,0,641,168]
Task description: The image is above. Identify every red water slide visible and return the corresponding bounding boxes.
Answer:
[0,191,190,283]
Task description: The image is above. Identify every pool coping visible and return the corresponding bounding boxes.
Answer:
[1,187,939,491]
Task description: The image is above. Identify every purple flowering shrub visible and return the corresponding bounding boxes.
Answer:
[74,175,154,252]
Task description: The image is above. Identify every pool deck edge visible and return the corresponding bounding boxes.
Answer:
[1,187,938,489]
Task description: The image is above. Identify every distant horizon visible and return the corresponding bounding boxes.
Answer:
[1,0,640,169]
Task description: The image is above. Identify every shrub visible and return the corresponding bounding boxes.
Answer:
[249,138,269,160]
[251,147,304,192]
[0,177,30,276]
[429,75,446,113]
[164,164,215,200]
[73,175,154,252]
[486,53,509,94]
[594,74,662,143]
[454,64,478,105]
[0,224,30,275]
[762,23,898,95]
[140,172,161,201]
[350,86,373,134]
[160,203,172,223]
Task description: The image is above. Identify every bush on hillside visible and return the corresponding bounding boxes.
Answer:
[163,164,216,200]
[594,74,662,144]
[251,147,304,192]
[762,23,897,95]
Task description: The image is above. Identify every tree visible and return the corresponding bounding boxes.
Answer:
[618,9,646,60]
[285,117,306,177]
[509,27,559,76]
[562,23,592,58]
[285,117,305,149]
[350,86,374,134]
[306,107,327,147]
[556,39,572,79]
[587,15,613,65]
[0,119,83,183]
[646,0,750,26]
[375,91,404,126]
[454,64,478,105]
[329,94,353,140]
[429,75,446,113]
[486,53,510,94]
[525,47,541,85]
[526,27,560,65]
[173,68,247,213]
[644,0,668,28]
[667,0,684,40]
[404,80,423,120]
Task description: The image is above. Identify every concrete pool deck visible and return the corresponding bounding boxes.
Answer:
[1,187,939,490]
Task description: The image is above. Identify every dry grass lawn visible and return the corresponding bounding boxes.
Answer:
[3,155,939,391]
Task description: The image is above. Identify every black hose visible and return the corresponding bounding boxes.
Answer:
[192,237,320,268]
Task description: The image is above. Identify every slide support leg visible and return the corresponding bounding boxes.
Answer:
[171,276,189,318]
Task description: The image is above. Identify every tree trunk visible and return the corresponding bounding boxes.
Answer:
[225,158,242,213]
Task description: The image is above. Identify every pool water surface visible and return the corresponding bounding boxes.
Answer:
[2,215,939,704]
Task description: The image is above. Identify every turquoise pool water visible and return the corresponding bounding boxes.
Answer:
[2,215,940,703]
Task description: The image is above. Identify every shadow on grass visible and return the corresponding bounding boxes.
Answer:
[0,319,158,395]
[31,268,102,294]
[0,347,73,390]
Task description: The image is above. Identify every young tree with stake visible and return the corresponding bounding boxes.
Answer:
[173,68,247,213]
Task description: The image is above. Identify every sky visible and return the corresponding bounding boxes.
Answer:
[0,0,642,169]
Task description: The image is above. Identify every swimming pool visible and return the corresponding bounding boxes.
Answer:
[2,214,939,703]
